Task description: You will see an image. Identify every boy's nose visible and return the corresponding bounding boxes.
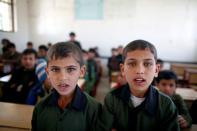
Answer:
[136,65,145,74]
[59,71,68,81]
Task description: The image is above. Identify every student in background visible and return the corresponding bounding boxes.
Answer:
[116,45,123,63]
[87,48,98,96]
[156,70,192,129]
[1,38,10,54]
[107,48,119,77]
[1,43,21,70]
[32,42,101,131]
[98,40,179,131]
[67,32,82,49]
[94,46,100,58]
[47,43,52,49]
[113,70,127,89]
[1,49,38,104]
[157,59,164,70]
[27,42,33,49]
[38,45,48,59]
[26,59,52,105]
[82,49,92,93]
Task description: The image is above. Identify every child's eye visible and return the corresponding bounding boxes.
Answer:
[161,83,166,87]
[128,62,136,66]
[51,68,59,72]
[144,63,152,67]
[67,68,75,73]
[170,84,175,88]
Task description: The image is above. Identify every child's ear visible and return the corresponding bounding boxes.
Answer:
[154,63,160,77]
[45,66,49,78]
[79,65,86,78]
[120,64,125,76]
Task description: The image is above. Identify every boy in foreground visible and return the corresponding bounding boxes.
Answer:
[98,40,180,131]
[31,42,101,131]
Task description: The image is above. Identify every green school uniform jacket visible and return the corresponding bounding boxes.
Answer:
[31,86,101,131]
[171,93,192,128]
[98,84,180,131]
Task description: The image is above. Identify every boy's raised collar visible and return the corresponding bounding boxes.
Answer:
[45,85,85,111]
[112,84,157,116]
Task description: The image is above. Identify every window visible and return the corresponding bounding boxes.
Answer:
[0,0,14,32]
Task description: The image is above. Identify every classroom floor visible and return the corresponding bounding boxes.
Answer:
[94,75,110,104]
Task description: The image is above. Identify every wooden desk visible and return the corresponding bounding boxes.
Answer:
[171,64,197,80]
[176,88,197,101]
[111,71,119,83]
[176,88,197,109]
[0,102,34,130]
[0,127,30,131]
[184,69,197,89]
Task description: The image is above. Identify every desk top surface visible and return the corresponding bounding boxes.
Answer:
[176,88,197,101]
[0,102,34,129]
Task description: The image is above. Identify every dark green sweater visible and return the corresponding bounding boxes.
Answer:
[97,84,180,131]
[171,93,192,128]
[31,86,101,131]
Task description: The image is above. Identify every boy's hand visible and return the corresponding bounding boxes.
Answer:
[111,128,117,131]
[178,115,187,128]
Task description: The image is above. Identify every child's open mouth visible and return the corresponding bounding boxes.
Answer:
[58,84,69,91]
[134,78,146,85]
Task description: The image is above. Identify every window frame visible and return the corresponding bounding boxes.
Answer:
[0,0,14,32]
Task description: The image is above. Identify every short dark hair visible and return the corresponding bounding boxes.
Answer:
[7,43,15,48]
[156,70,178,84]
[111,48,117,51]
[2,39,10,44]
[27,42,33,46]
[46,42,83,67]
[88,48,95,53]
[69,32,75,36]
[22,49,37,58]
[122,40,157,63]
[157,59,163,63]
[39,45,48,51]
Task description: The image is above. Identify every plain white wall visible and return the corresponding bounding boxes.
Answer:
[0,0,29,53]
[1,0,197,62]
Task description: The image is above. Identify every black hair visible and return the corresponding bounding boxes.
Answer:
[27,42,33,46]
[88,48,95,53]
[122,39,157,63]
[111,48,117,51]
[22,49,38,58]
[2,39,10,44]
[157,59,163,63]
[7,43,15,48]
[46,42,83,67]
[39,45,48,51]
[69,32,75,36]
[156,70,178,84]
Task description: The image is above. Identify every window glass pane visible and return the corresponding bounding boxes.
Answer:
[0,0,12,4]
[0,1,13,31]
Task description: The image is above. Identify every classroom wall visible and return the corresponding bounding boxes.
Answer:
[0,0,29,53]
[1,0,197,62]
